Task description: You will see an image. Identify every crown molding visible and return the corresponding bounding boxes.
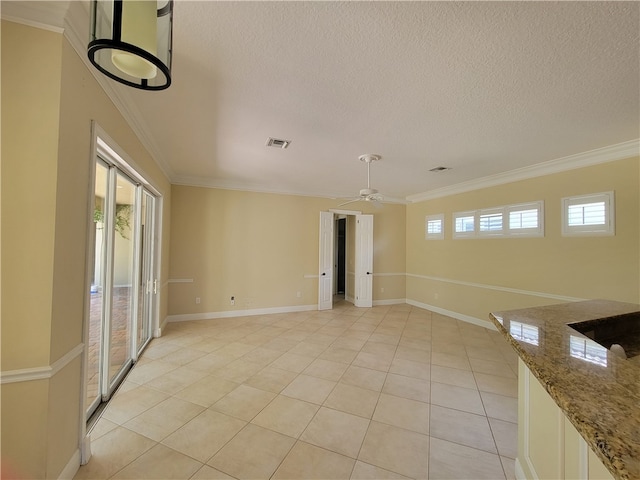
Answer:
[172,175,357,199]
[1,1,69,32]
[172,175,408,203]
[407,139,640,203]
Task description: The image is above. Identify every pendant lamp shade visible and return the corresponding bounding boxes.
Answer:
[88,0,173,90]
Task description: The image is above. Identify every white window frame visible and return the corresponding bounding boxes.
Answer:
[506,201,544,237]
[478,207,504,237]
[453,211,476,239]
[561,192,614,237]
[453,201,545,239]
[425,214,445,240]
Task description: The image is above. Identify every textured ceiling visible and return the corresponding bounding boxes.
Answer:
[4,1,640,201]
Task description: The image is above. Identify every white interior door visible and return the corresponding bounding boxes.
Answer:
[318,211,334,310]
[355,214,374,307]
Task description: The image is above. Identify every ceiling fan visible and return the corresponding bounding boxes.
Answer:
[338,154,384,208]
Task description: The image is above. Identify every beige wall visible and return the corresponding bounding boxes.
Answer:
[169,186,406,316]
[406,156,640,323]
[168,158,639,325]
[1,22,62,480]
[1,21,61,371]
[1,21,171,478]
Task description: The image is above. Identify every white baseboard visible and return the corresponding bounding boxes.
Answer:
[373,298,407,306]
[80,431,91,465]
[166,299,495,330]
[343,296,405,306]
[156,316,169,336]
[405,299,497,330]
[167,304,318,323]
[514,457,527,480]
[58,449,80,480]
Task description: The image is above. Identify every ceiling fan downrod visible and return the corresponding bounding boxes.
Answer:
[359,154,381,196]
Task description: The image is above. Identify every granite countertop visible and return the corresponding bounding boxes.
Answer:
[490,299,640,480]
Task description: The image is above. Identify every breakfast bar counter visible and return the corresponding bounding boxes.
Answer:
[490,300,640,480]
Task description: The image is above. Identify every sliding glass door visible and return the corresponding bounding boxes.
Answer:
[136,190,155,354]
[106,171,136,392]
[86,160,109,414]
[86,154,158,419]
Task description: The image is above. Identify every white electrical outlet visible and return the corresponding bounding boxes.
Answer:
[381,287,384,293]
[195,297,201,304]
[296,291,301,298]
[231,296,235,305]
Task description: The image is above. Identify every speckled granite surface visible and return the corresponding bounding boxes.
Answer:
[490,299,640,480]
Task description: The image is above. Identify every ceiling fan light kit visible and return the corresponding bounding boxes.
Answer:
[88,0,174,90]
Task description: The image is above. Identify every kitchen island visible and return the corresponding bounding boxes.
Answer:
[490,300,640,480]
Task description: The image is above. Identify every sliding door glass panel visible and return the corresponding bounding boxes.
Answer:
[108,172,136,390]
[86,160,109,417]
[136,191,155,354]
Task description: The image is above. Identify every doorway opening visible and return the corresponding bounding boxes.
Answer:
[335,216,346,299]
[319,210,373,310]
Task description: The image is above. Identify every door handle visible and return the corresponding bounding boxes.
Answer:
[366,272,372,275]
[321,272,326,276]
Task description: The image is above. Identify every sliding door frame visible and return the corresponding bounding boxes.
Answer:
[80,122,163,463]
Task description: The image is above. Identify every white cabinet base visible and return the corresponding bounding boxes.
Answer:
[518,359,613,480]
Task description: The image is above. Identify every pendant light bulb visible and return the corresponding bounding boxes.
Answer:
[111,1,158,79]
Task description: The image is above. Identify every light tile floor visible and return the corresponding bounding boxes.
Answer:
[75,301,518,480]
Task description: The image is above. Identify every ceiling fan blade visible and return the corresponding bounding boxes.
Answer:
[338,198,361,207]
[371,199,383,209]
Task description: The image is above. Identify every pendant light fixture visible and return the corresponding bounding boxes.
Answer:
[88,0,173,90]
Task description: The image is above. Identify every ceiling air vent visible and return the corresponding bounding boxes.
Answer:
[429,166,451,172]
[266,137,292,149]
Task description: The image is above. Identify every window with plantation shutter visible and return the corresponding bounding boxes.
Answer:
[425,214,444,240]
[479,208,503,236]
[453,212,476,238]
[562,192,614,236]
[509,209,538,229]
[506,201,544,237]
[454,201,544,239]
[568,202,605,226]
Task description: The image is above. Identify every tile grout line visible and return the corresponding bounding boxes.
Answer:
[81,303,515,480]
